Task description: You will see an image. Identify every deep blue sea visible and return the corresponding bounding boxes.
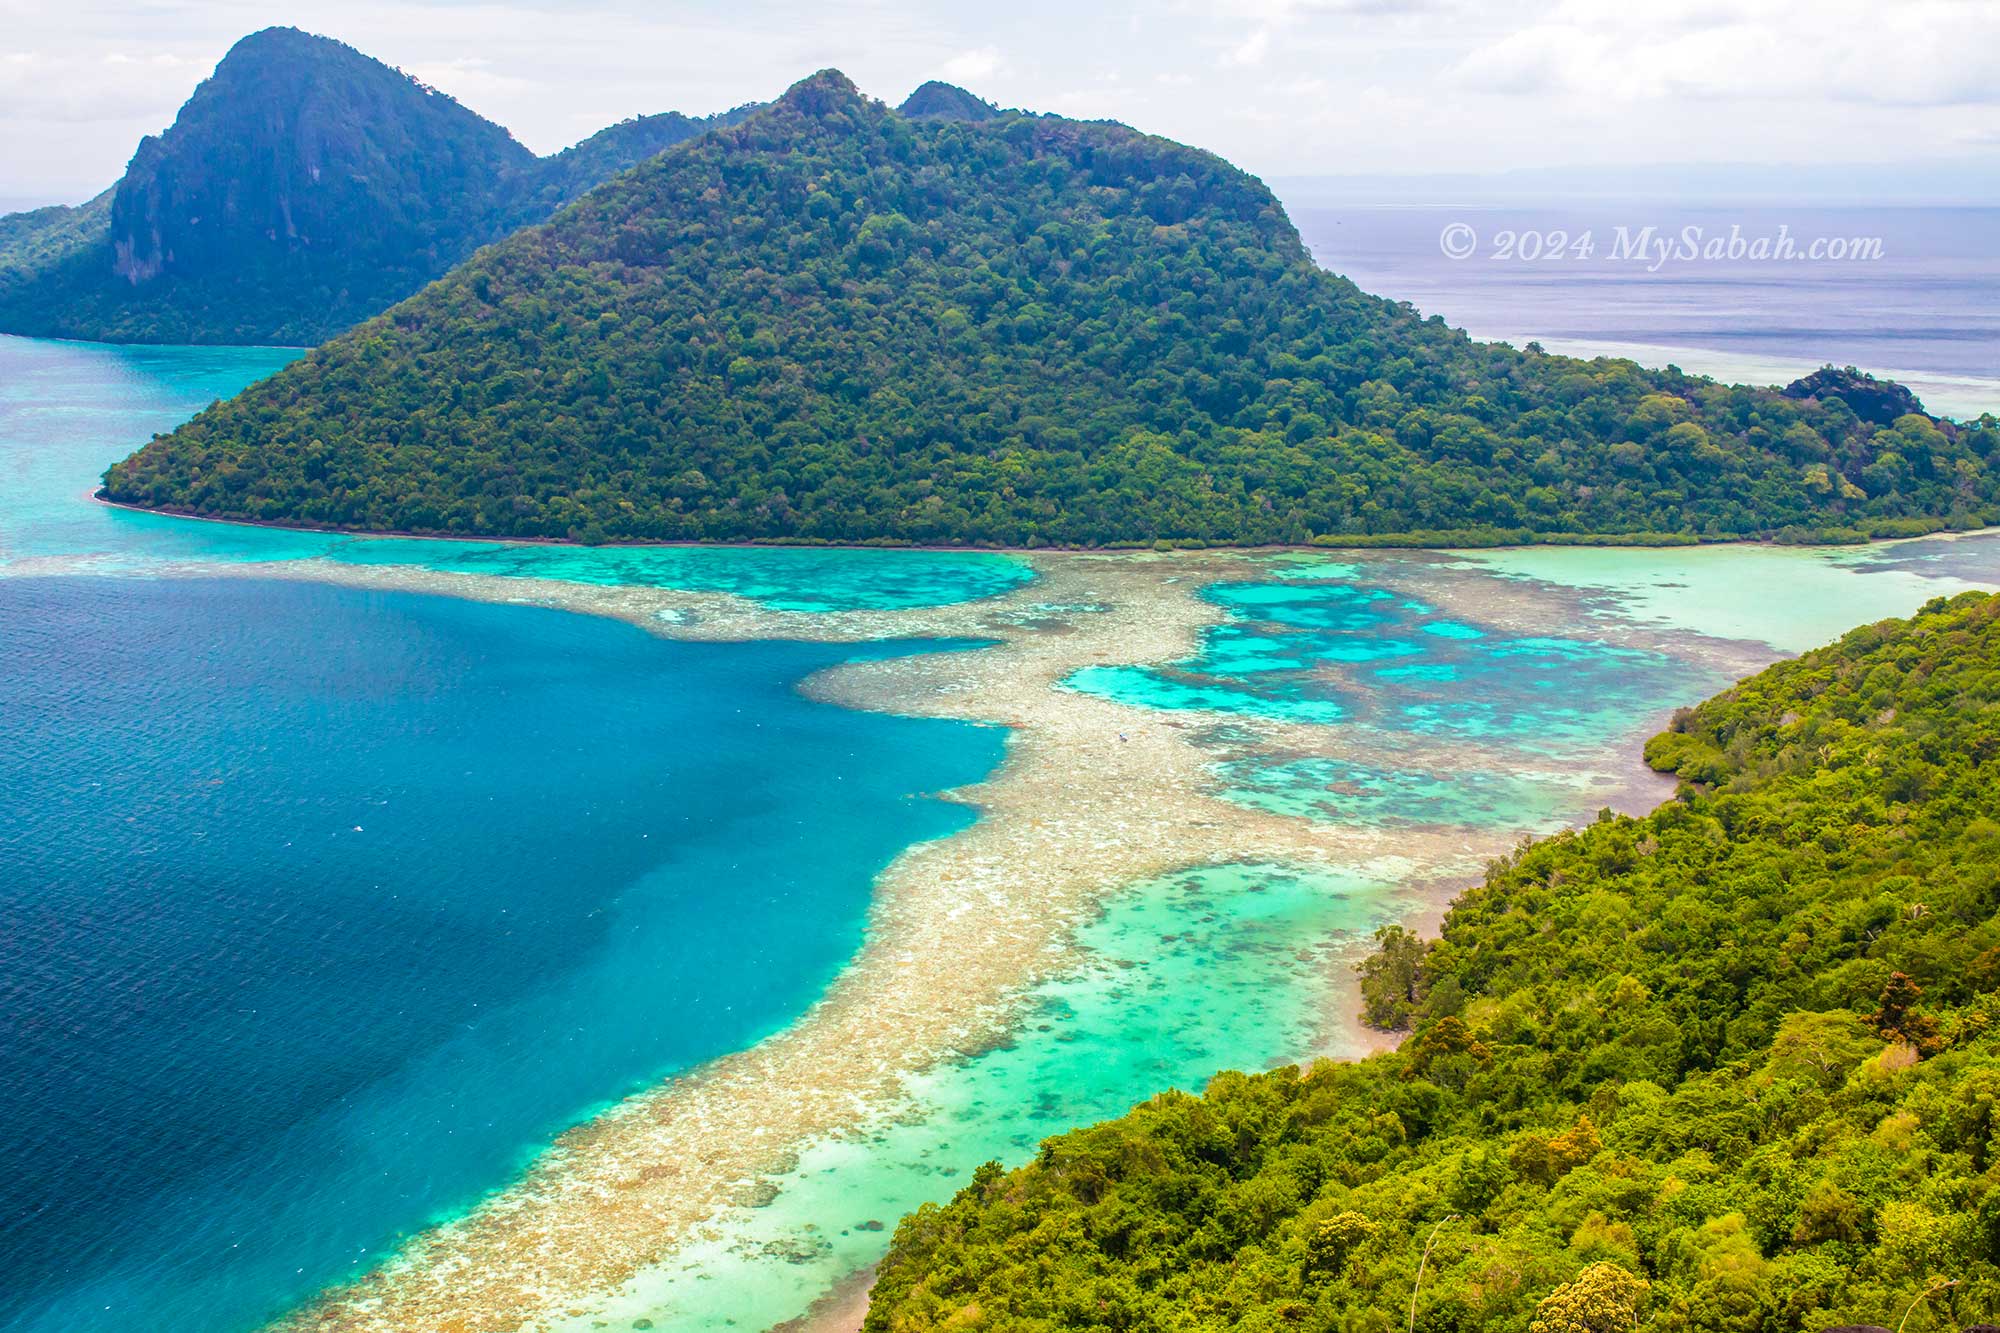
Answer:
[0,574,1000,1333]
[1,196,1994,1333]
[0,335,1041,1333]
[1292,204,2000,420]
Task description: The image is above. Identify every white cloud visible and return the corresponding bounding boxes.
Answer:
[0,48,203,124]
[1456,0,2000,106]
[0,0,1993,201]
[1200,0,1453,17]
[939,46,1003,83]
[1223,27,1270,66]
[403,56,538,105]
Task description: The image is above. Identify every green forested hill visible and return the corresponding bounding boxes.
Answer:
[486,106,762,234]
[101,70,2000,544]
[0,28,746,346]
[866,590,2000,1332]
[0,28,534,345]
[898,80,1001,120]
[0,190,112,277]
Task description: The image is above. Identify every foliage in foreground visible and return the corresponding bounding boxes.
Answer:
[103,70,2000,545]
[867,591,2000,1332]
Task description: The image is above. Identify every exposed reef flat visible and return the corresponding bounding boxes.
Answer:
[14,333,2000,1333]
[194,548,1767,1333]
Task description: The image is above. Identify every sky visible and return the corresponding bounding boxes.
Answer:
[3,0,1998,206]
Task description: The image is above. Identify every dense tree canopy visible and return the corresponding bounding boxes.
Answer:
[867,591,2000,1331]
[0,190,111,278]
[482,106,762,238]
[102,71,2000,545]
[899,80,1002,121]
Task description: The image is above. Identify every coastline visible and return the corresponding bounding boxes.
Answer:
[269,553,1425,1332]
[224,545,1763,1333]
[774,1265,877,1333]
[1468,330,2000,424]
[90,490,1996,557]
[15,338,1997,1333]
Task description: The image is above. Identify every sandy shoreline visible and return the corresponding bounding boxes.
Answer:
[144,546,1767,1333]
[89,491,1996,558]
[772,1263,877,1333]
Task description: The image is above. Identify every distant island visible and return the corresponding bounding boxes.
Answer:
[868,589,2000,1331]
[98,68,1999,548]
[0,28,757,345]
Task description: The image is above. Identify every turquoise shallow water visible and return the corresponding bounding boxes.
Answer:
[556,863,1405,1333]
[0,336,1036,1333]
[565,527,2000,1329]
[0,334,1033,611]
[1218,756,1584,832]
[10,330,2000,1333]
[1459,540,1999,654]
[320,539,1034,612]
[1064,566,1719,754]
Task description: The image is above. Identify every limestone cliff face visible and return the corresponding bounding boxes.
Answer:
[105,27,534,288]
[0,26,753,344]
[108,138,169,284]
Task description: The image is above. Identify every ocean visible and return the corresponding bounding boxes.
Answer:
[1290,204,2000,421]
[0,575,1002,1333]
[0,339,1018,1333]
[3,196,1997,1332]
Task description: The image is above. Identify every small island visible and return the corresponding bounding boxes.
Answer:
[2,20,1997,1333]
[90,69,1999,550]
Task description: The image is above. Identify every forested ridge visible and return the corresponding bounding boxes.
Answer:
[867,591,2000,1332]
[0,190,112,277]
[102,70,2000,547]
[0,28,748,345]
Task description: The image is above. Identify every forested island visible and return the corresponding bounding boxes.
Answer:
[99,69,2000,548]
[0,28,755,345]
[866,590,2000,1331]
